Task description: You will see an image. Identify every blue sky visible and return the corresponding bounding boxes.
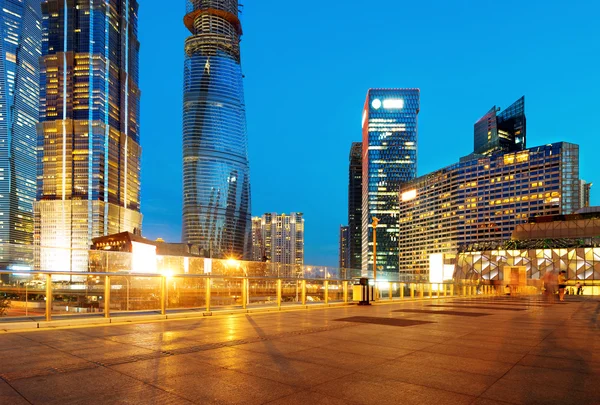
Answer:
[139,0,600,266]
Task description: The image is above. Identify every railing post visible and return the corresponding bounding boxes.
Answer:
[443,284,447,297]
[205,277,211,312]
[343,281,348,303]
[472,286,477,296]
[104,275,111,318]
[301,280,307,305]
[463,286,467,296]
[389,282,393,300]
[450,284,454,296]
[160,276,167,315]
[400,283,405,299]
[242,278,248,309]
[277,278,282,308]
[45,273,52,321]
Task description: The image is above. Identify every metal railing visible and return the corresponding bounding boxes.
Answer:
[0,270,522,324]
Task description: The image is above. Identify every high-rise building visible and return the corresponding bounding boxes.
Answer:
[580,180,592,209]
[0,1,41,255]
[251,216,264,262]
[253,213,304,266]
[362,89,419,274]
[182,0,251,260]
[348,142,362,269]
[398,142,581,280]
[35,0,142,271]
[474,96,526,156]
[339,225,349,269]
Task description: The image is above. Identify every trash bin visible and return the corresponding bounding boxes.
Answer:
[352,278,373,305]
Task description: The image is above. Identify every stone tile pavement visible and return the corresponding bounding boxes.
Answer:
[0,295,598,404]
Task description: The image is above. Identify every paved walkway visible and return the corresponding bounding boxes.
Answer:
[0,296,599,404]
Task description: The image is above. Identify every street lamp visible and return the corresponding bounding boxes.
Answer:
[372,216,380,300]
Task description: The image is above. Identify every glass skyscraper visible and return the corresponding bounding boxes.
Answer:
[0,1,41,253]
[35,0,142,271]
[348,142,362,270]
[361,89,419,274]
[182,0,251,260]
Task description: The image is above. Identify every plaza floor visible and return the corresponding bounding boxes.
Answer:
[0,295,599,404]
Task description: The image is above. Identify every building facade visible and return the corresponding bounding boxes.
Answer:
[0,0,41,254]
[474,96,526,156]
[35,0,142,271]
[362,89,419,274]
[253,213,304,266]
[348,142,362,270]
[398,142,581,280]
[250,216,264,261]
[182,0,251,260]
[580,180,592,208]
[339,225,349,269]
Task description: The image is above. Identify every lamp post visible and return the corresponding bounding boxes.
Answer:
[372,216,380,301]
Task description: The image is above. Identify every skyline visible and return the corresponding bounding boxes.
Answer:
[139,0,599,267]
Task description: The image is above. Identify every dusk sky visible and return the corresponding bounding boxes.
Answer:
[139,0,599,267]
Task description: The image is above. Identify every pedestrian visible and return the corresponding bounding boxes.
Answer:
[576,281,583,295]
[557,271,567,302]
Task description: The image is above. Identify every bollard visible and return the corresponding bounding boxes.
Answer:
[301,280,307,305]
[389,282,393,301]
[463,286,468,296]
[472,286,477,296]
[205,277,211,312]
[45,273,52,321]
[343,281,348,303]
[400,283,405,299]
[324,280,329,305]
[450,284,454,297]
[443,284,447,297]
[277,279,282,308]
[419,284,424,299]
[410,283,415,298]
[104,275,111,318]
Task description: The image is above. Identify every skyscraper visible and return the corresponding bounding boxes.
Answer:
[362,89,419,274]
[182,0,251,260]
[251,216,264,261]
[0,1,41,254]
[253,213,304,266]
[348,142,362,270]
[339,225,349,269]
[580,180,592,209]
[474,96,526,156]
[35,0,142,271]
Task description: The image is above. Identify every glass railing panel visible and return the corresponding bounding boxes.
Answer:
[0,272,45,321]
[247,278,277,306]
[210,277,243,309]
[281,279,302,305]
[327,280,343,302]
[306,280,325,303]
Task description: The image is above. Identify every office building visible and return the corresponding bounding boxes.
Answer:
[339,225,349,269]
[398,142,581,280]
[580,180,592,208]
[182,0,251,260]
[474,96,526,156]
[348,142,362,269]
[0,1,41,255]
[253,213,304,266]
[35,0,142,272]
[362,89,419,273]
